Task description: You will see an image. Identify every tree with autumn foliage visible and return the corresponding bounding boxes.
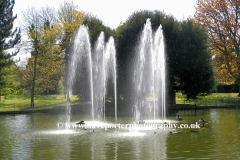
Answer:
[56,1,85,61]
[54,2,87,97]
[195,0,240,95]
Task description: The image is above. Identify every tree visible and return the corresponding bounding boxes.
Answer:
[55,2,86,97]
[173,20,215,99]
[0,0,21,102]
[116,11,165,103]
[195,0,240,95]
[71,17,115,100]
[22,7,64,107]
[22,7,42,107]
[83,17,116,47]
[56,1,85,61]
[0,63,22,95]
[22,25,64,95]
[116,10,214,100]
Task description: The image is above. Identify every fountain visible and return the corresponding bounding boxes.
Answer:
[92,32,105,121]
[92,32,117,122]
[67,26,117,123]
[132,18,166,122]
[67,25,94,123]
[104,36,117,123]
[67,18,165,126]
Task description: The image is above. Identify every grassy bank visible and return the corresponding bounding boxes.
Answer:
[176,93,240,106]
[0,95,78,111]
[1,93,240,112]
[176,93,239,100]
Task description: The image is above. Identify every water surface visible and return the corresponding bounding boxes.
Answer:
[0,108,239,159]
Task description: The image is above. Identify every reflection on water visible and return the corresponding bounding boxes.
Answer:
[0,108,240,159]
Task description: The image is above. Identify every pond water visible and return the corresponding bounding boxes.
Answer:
[0,108,239,159]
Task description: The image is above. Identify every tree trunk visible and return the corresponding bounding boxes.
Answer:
[30,19,39,108]
[168,89,176,106]
[30,52,37,108]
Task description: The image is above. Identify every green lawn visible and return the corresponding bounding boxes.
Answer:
[176,93,240,106]
[1,93,239,112]
[176,93,239,100]
[0,95,78,111]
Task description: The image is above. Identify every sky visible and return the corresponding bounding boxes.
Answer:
[13,0,197,64]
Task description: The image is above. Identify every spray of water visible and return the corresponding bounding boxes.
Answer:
[67,25,94,122]
[104,37,117,123]
[67,28,117,123]
[66,20,164,124]
[93,32,105,120]
[133,19,166,121]
[92,33,118,122]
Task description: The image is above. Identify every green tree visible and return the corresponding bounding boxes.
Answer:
[116,11,165,102]
[71,17,115,100]
[0,0,21,102]
[83,17,116,47]
[173,20,215,99]
[22,7,64,107]
[115,10,214,101]
[0,63,22,95]
[23,24,64,93]
[57,76,65,94]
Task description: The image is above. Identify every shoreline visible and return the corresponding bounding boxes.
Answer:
[0,104,239,115]
[169,104,239,110]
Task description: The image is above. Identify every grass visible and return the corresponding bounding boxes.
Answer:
[176,93,240,106]
[0,95,79,112]
[176,93,239,100]
[1,93,240,112]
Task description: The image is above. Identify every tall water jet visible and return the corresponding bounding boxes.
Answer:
[104,37,117,123]
[92,33,118,122]
[154,25,166,120]
[68,28,117,122]
[92,32,105,121]
[67,25,94,121]
[92,32,117,122]
[132,19,166,121]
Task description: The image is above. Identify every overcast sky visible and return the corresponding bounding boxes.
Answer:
[13,0,197,63]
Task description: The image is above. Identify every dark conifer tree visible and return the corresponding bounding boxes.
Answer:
[0,0,21,102]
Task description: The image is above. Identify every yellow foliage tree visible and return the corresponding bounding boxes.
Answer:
[55,1,85,59]
[195,0,240,93]
[53,2,88,97]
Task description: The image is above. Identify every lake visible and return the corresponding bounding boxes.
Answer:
[0,108,239,159]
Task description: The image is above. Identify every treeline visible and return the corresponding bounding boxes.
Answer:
[1,1,215,104]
